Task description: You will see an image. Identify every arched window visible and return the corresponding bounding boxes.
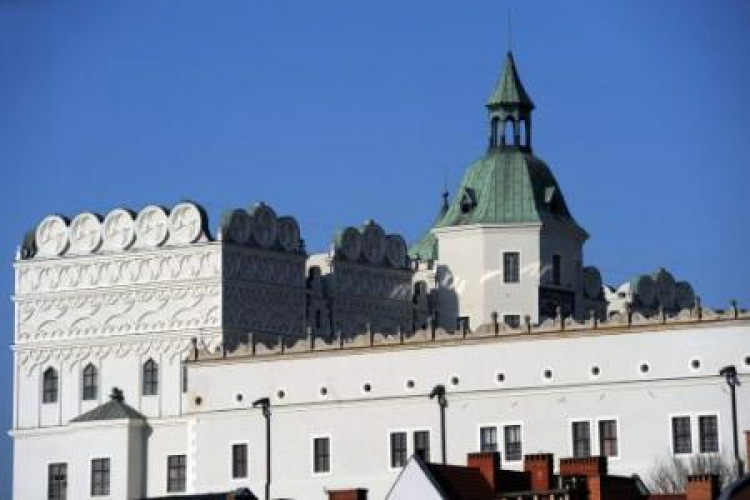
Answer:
[142,359,159,396]
[504,119,515,146]
[519,119,527,146]
[82,363,98,401]
[491,117,500,147]
[42,367,58,404]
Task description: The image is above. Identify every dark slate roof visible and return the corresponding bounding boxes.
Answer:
[70,388,146,423]
[417,456,495,500]
[145,490,258,500]
[487,51,534,109]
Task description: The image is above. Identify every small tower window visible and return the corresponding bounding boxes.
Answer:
[142,359,159,396]
[519,119,527,147]
[42,367,58,404]
[491,116,501,148]
[504,119,515,146]
[82,363,98,401]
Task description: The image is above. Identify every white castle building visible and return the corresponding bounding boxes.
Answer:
[9,52,750,500]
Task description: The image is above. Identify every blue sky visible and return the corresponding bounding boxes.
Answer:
[0,1,748,495]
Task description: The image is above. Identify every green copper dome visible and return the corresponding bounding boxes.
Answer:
[409,149,584,261]
[409,52,584,262]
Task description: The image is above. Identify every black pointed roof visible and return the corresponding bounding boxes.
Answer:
[70,388,146,423]
[487,51,534,109]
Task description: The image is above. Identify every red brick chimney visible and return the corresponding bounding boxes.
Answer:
[560,456,608,478]
[524,453,554,490]
[327,489,368,500]
[685,475,719,500]
[468,451,501,490]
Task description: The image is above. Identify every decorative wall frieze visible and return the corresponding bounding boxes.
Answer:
[17,283,221,343]
[223,247,306,288]
[223,283,306,336]
[17,331,222,375]
[16,246,221,295]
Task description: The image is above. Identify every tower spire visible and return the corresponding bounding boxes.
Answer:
[486,51,534,152]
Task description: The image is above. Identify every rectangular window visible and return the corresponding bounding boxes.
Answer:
[182,365,188,394]
[504,424,523,461]
[572,421,591,458]
[48,463,67,500]
[699,415,719,453]
[503,315,521,329]
[503,252,520,283]
[232,444,248,479]
[672,416,692,454]
[552,254,562,286]
[313,437,330,474]
[480,426,498,453]
[390,432,408,468]
[167,455,187,493]
[91,458,110,496]
[414,431,430,462]
[598,420,619,457]
[43,368,58,404]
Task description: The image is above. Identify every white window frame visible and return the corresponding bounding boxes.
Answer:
[501,421,524,463]
[668,413,694,456]
[502,250,521,284]
[387,429,409,470]
[569,418,593,458]
[476,423,499,454]
[596,416,621,460]
[413,428,432,463]
[311,434,332,476]
[229,441,250,481]
[89,455,111,497]
[697,412,721,454]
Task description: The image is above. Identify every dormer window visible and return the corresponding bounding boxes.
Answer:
[459,188,477,214]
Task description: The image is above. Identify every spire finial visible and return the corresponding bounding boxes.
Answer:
[507,7,513,53]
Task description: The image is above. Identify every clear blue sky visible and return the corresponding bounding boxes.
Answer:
[0,1,748,495]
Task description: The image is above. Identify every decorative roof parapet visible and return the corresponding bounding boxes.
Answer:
[332,219,410,270]
[22,201,212,260]
[193,304,750,362]
[220,202,304,255]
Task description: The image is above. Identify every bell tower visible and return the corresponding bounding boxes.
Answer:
[487,51,535,151]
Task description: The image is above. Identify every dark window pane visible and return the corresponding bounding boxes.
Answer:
[390,432,407,468]
[572,421,591,458]
[143,359,159,396]
[699,415,718,453]
[672,416,692,454]
[414,431,430,462]
[48,463,67,500]
[504,315,521,328]
[91,458,110,496]
[598,420,618,457]
[504,425,523,461]
[313,437,330,473]
[43,368,58,404]
[167,455,186,492]
[504,252,520,283]
[82,364,98,401]
[232,444,248,478]
[552,254,562,286]
[480,426,498,453]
